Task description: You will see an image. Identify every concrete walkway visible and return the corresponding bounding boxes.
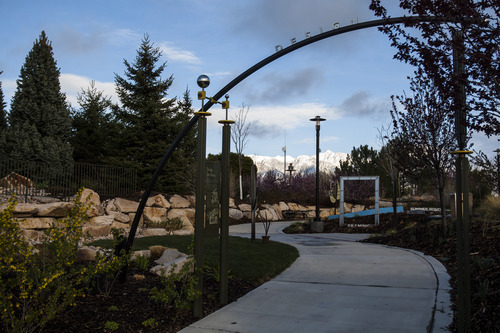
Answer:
[179,222,453,333]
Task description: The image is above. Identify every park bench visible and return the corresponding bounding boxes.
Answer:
[282,210,310,220]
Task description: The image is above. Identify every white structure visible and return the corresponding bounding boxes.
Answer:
[339,176,380,225]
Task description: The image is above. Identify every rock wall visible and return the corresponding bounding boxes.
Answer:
[1,188,368,241]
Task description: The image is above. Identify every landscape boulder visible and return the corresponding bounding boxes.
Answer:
[169,195,190,208]
[36,202,73,217]
[146,194,170,208]
[114,198,139,213]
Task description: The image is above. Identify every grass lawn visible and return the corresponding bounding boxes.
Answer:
[89,235,299,282]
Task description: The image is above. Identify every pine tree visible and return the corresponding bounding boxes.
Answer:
[0,71,7,131]
[114,34,194,192]
[71,81,115,164]
[6,31,73,167]
[164,88,197,193]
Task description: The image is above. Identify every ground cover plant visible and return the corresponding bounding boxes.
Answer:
[42,235,298,332]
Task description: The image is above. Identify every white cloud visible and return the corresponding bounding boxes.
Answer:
[248,102,341,128]
[294,135,339,145]
[106,29,142,46]
[159,42,201,64]
[59,73,118,108]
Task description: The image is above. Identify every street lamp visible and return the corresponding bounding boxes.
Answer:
[287,163,296,185]
[309,115,326,232]
[282,146,286,179]
[494,148,500,193]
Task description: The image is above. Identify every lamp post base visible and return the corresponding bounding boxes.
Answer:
[310,221,324,233]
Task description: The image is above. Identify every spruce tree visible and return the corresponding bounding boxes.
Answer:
[114,34,193,192]
[0,71,7,131]
[71,81,115,164]
[7,31,73,168]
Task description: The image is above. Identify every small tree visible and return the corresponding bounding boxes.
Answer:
[231,103,251,200]
[377,126,399,228]
[390,75,455,234]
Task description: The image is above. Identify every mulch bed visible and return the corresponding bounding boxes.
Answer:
[43,269,259,332]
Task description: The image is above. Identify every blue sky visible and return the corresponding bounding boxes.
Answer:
[1,0,497,159]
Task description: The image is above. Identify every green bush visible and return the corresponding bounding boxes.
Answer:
[92,229,131,296]
[477,195,500,220]
[149,257,200,311]
[0,191,94,333]
[133,254,150,271]
[476,195,500,236]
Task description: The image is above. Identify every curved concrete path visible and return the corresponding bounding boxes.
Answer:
[179,222,452,333]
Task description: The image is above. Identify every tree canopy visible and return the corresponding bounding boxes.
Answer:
[370,0,499,137]
[0,71,6,131]
[2,31,73,168]
[113,34,195,193]
[71,81,116,164]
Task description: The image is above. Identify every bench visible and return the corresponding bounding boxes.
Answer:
[282,210,310,220]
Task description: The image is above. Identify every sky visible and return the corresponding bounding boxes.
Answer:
[1,0,498,160]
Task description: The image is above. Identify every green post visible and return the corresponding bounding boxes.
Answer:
[250,164,257,242]
[453,30,471,332]
[219,118,233,305]
[193,75,211,318]
[193,111,209,318]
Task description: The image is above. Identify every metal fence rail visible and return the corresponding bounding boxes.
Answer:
[0,160,137,201]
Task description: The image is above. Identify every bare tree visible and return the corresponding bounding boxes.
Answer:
[377,125,399,229]
[231,103,251,200]
[390,75,456,235]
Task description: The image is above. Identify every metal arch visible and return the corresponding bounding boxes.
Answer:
[124,15,446,252]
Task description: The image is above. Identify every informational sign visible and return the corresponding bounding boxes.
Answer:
[205,161,220,237]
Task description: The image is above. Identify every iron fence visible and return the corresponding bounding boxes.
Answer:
[0,160,137,202]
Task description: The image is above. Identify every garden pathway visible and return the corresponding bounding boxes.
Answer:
[179,222,452,333]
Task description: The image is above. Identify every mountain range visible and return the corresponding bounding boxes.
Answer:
[248,150,348,175]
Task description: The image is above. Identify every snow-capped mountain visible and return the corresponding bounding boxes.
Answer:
[248,150,348,175]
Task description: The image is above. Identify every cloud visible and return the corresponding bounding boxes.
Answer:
[294,135,339,145]
[159,42,201,64]
[106,29,143,46]
[55,25,104,55]
[244,102,341,133]
[59,73,118,107]
[242,67,325,103]
[233,0,376,43]
[338,91,391,118]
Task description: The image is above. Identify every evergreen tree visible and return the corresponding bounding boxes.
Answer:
[0,71,7,131]
[71,81,115,164]
[165,88,197,193]
[114,34,193,192]
[6,31,72,168]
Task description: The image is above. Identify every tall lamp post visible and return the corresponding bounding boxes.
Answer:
[282,146,287,179]
[309,115,325,232]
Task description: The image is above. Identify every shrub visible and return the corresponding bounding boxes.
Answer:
[92,229,131,296]
[149,257,200,311]
[476,195,500,236]
[133,254,150,271]
[142,318,158,328]
[0,191,93,333]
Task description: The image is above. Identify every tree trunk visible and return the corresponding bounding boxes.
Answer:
[437,174,447,237]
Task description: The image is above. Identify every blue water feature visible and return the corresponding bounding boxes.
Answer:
[328,206,404,220]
